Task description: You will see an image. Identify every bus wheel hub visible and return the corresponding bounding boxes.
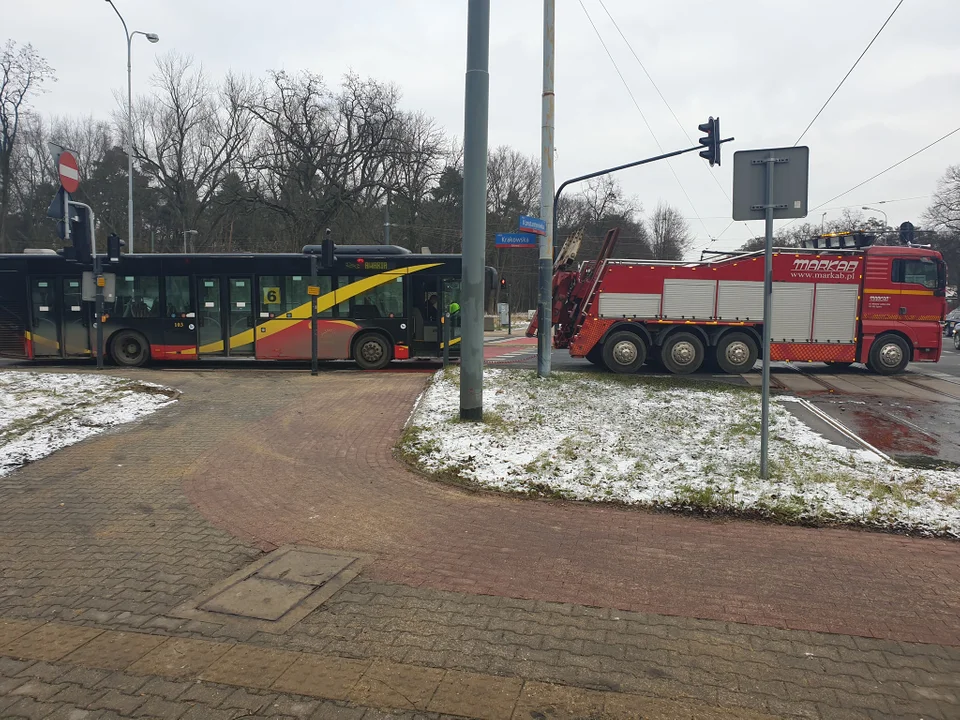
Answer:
[361,342,382,362]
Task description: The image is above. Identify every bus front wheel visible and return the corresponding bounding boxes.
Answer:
[353,333,391,370]
[110,330,150,368]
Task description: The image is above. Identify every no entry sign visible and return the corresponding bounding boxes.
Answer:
[58,151,80,193]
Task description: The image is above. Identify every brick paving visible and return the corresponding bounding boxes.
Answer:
[0,366,958,719]
[175,371,960,646]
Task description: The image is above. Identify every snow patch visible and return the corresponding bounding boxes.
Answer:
[0,371,176,477]
[401,368,960,537]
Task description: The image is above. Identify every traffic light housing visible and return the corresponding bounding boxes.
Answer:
[698,116,720,167]
[320,229,336,268]
[63,204,92,263]
[107,233,124,263]
[500,277,507,290]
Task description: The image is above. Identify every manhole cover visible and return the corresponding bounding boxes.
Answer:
[201,576,314,621]
[170,545,369,633]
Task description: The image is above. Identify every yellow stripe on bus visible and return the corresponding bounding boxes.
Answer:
[863,288,935,296]
[184,263,442,355]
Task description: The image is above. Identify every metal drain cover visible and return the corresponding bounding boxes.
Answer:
[171,546,368,633]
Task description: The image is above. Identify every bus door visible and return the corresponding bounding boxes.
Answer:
[61,277,90,357]
[410,275,440,356]
[29,278,60,357]
[196,276,255,357]
[441,278,462,352]
[197,277,226,356]
[226,277,254,356]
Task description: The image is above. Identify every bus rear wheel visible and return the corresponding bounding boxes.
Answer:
[868,334,909,375]
[110,330,150,368]
[353,333,391,370]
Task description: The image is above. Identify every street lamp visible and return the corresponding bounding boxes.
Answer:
[862,206,888,227]
[183,229,198,253]
[106,0,159,254]
[821,212,827,234]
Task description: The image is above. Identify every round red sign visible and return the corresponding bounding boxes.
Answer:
[58,151,80,193]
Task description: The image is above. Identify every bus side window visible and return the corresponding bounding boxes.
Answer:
[259,276,332,317]
[116,276,161,318]
[165,276,192,317]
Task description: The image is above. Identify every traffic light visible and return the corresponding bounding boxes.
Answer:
[320,229,336,267]
[500,277,507,290]
[63,204,92,263]
[698,116,720,167]
[107,233,125,263]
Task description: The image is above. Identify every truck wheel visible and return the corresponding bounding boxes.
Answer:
[868,334,909,375]
[661,332,704,374]
[716,332,758,374]
[602,332,646,373]
[585,344,604,366]
[954,333,960,351]
[353,333,391,370]
[110,330,150,367]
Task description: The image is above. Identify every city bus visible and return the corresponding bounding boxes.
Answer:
[0,246,465,369]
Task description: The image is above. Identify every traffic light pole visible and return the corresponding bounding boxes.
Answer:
[550,143,730,254]
[69,201,104,371]
[310,254,319,376]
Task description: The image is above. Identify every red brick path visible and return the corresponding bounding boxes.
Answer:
[183,373,960,646]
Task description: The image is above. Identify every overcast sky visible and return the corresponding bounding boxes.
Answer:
[7,0,960,252]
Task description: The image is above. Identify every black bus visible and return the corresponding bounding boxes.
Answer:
[0,246,464,369]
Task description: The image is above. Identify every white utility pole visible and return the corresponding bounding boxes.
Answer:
[537,0,556,378]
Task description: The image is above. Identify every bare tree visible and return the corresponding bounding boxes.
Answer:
[0,40,55,251]
[926,165,960,234]
[130,53,253,251]
[649,202,691,260]
[242,70,409,250]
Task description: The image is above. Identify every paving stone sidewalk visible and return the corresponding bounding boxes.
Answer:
[0,367,958,719]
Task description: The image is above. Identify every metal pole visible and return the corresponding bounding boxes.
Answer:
[95,251,104,371]
[384,192,390,245]
[443,313,450,367]
[507,290,512,335]
[127,33,134,253]
[537,0,555,378]
[760,153,775,479]
[310,255,318,376]
[73,202,103,370]
[459,0,490,421]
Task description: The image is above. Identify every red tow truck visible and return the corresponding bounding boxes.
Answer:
[528,229,946,375]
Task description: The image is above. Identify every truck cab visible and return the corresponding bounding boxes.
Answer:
[859,246,946,372]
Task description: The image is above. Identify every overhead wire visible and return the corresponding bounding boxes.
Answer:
[576,0,710,238]
[781,125,960,231]
[793,0,905,145]
[594,0,754,242]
